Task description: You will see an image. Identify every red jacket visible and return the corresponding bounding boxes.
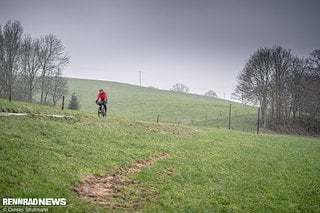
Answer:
[96,91,108,102]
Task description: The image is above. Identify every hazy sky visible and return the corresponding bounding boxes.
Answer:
[1,0,320,98]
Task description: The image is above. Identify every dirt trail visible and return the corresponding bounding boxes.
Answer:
[74,153,170,209]
[0,112,73,118]
[0,112,28,116]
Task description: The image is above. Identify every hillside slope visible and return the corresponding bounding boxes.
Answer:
[67,78,257,132]
[0,99,319,212]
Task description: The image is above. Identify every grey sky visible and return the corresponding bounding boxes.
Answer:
[1,0,319,98]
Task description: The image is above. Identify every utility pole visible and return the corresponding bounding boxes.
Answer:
[257,107,260,134]
[228,104,231,130]
[139,71,142,86]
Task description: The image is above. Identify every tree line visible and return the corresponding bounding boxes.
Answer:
[234,46,320,132]
[170,83,218,98]
[0,20,69,105]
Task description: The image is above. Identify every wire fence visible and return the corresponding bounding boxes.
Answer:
[126,104,259,134]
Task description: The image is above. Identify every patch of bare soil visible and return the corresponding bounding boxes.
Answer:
[74,153,171,209]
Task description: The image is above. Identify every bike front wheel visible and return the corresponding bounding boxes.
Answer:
[101,106,106,117]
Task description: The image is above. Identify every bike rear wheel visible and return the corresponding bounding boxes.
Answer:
[98,105,106,117]
[101,105,106,117]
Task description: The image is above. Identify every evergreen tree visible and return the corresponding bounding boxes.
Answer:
[68,92,80,110]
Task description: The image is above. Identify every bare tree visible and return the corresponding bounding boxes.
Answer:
[306,50,320,73]
[235,46,302,128]
[38,34,69,104]
[0,25,4,96]
[234,47,273,127]
[0,20,70,104]
[19,35,41,102]
[204,90,217,98]
[0,20,23,101]
[288,58,306,121]
[231,87,249,105]
[304,50,320,119]
[269,46,295,124]
[48,67,68,106]
[234,46,319,132]
[171,83,190,93]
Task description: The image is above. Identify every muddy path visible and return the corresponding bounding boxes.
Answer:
[74,153,171,209]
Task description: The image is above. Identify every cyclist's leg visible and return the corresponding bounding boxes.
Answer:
[103,101,107,115]
[98,101,102,112]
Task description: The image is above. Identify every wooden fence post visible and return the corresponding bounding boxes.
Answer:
[61,96,65,110]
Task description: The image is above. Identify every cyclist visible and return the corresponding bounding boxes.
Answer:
[95,89,108,115]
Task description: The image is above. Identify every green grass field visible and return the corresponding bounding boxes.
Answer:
[67,78,258,132]
[0,99,320,212]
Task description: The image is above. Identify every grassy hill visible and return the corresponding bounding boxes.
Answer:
[0,99,320,212]
[67,78,258,132]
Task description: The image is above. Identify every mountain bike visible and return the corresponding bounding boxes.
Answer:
[96,100,107,117]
